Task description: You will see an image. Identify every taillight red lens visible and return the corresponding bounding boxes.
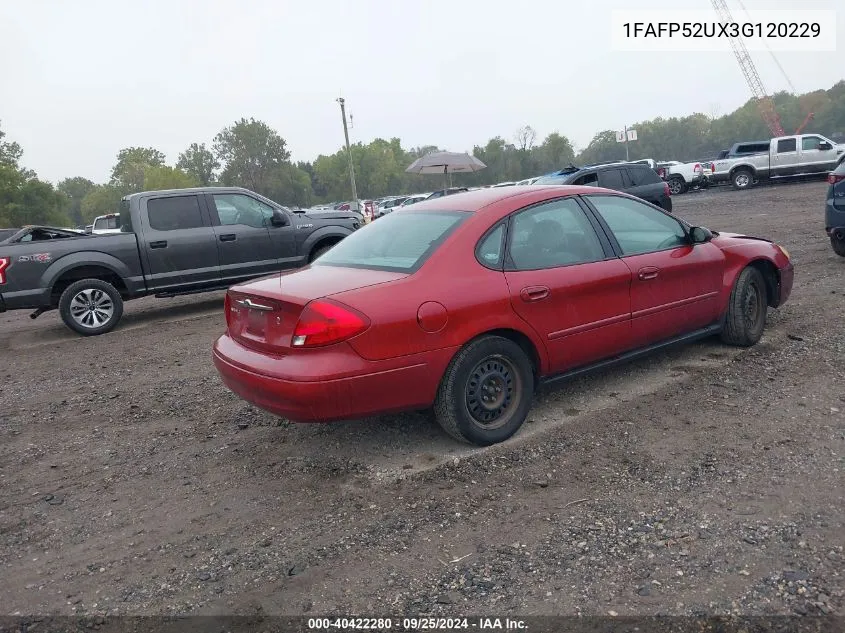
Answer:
[663,182,671,197]
[0,257,9,284]
[829,173,845,185]
[292,299,369,347]
[224,291,233,329]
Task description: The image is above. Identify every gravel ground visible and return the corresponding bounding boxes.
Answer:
[0,180,842,618]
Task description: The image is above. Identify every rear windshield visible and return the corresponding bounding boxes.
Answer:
[94,215,120,230]
[314,210,466,272]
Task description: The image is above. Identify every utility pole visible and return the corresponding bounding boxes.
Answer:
[336,97,358,206]
[623,124,629,161]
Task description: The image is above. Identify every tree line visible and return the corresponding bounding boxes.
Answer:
[1,81,843,229]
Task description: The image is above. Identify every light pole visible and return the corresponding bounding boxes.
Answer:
[336,97,358,208]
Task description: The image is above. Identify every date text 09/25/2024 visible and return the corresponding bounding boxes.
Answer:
[307,617,527,630]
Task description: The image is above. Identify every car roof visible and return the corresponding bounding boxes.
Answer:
[405,184,616,213]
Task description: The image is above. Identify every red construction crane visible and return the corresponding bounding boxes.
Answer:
[710,0,785,136]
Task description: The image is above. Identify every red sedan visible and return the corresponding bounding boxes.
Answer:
[213,186,794,446]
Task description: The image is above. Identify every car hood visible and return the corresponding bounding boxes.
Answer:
[711,231,772,247]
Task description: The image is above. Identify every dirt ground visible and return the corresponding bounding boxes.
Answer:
[0,180,842,619]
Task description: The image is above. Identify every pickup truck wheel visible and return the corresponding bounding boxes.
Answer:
[720,266,767,347]
[732,169,753,190]
[433,336,534,446]
[58,279,124,336]
[668,177,687,195]
[831,235,845,257]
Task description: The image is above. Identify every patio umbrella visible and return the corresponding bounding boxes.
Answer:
[405,151,487,188]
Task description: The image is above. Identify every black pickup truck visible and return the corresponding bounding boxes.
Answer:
[0,186,360,335]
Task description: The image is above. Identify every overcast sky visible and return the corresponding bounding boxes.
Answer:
[1,0,842,184]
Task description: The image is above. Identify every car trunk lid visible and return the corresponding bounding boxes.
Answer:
[225,265,406,353]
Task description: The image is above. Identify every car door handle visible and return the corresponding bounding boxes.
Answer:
[219,234,236,242]
[638,266,660,281]
[149,240,167,249]
[520,286,550,302]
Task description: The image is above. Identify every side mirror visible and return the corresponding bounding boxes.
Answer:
[270,209,289,227]
[819,142,832,150]
[689,226,713,244]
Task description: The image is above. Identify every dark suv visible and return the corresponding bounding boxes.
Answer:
[534,163,673,212]
[826,161,845,256]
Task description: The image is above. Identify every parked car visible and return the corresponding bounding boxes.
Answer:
[91,213,122,234]
[662,161,710,195]
[399,194,429,208]
[212,185,793,446]
[0,186,360,335]
[712,133,845,190]
[425,187,470,200]
[826,161,845,256]
[533,163,673,212]
[374,196,408,218]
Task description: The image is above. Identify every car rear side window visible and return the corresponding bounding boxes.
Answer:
[572,172,598,186]
[777,138,797,153]
[628,166,660,186]
[147,195,204,231]
[507,197,605,270]
[315,210,466,272]
[597,169,627,190]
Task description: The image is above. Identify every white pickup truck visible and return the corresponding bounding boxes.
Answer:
[711,133,845,190]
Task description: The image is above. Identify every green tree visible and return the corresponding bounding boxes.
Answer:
[213,118,291,195]
[110,146,166,192]
[143,165,199,191]
[57,177,95,225]
[176,143,219,186]
[80,185,123,223]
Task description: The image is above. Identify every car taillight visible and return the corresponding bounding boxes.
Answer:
[829,173,845,185]
[663,182,671,197]
[694,163,702,173]
[224,291,234,329]
[291,299,369,348]
[0,257,9,284]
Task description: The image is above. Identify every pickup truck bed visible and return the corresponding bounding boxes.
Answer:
[0,186,360,335]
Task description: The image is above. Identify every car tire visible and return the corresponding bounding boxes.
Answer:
[309,243,335,263]
[831,235,845,257]
[668,177,687,195]
[58,278,124,336]
[720,266,767,347]
[433,336,535,446]
[732,169,753,190]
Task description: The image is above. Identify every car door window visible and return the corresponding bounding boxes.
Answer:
[147,196,204,231]
[507,198,605,270]
[777,138,797,153]
[801,136,822,151]
[587,195,687,255]
[572,172,598,186]
[213,194,274,229]
[598,169,626,190]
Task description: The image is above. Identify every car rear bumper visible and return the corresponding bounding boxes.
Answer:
[212,334,456,422]
[0,287,51,311]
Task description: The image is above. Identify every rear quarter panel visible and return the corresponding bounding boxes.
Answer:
[331,210,551,373]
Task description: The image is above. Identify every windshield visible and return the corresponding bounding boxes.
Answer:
[533,174,573,185]
[314,210,466,272]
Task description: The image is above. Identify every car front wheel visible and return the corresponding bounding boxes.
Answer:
[831,235,845,257]
[720,266,767,347]
[434,336,535,446]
